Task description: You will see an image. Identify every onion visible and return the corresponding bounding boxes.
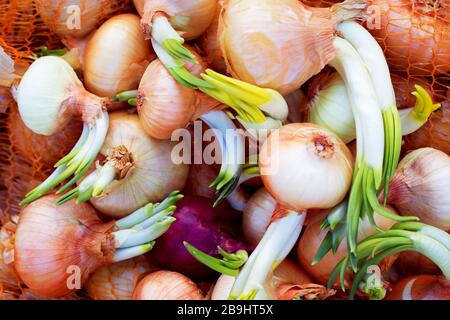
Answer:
[0,223,21,299]
[367,0,450,76]
[197,0,227,73]
[85,255,159,300]
[84,14,155,98]
[242,188,276,245]
[183,163,220,200]
[8,105,82,170]
[218,0,367,95]
[14,192,183,298]
[260,123,354,211]
[59,111,189,218]
[35,0,131,39]
[386,148,450,231]
[297,209,396,287]
[386,275,450,300]
[284,89,306,124]
[16,56,111,205]
[133,0,217,40]
[395,251,441,277]
[133,270,204,300]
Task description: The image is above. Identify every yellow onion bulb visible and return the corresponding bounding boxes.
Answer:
[89,111,189,218]
[260,123,354,211]
[197,0,227,73]
[133,270,205,300]
[14,195,116,298]
[85,255,159,300]
[134,0,217,40]
[16,56,108,135]
[84,14,155,98]
[35,0,132,39]
[297,208,397,286]
[137,51,219,140]
[242,187,276,245]
[219,0,360,95]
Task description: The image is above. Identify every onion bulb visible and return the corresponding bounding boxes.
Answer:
[260,123,354,211]
[14,193,183,298]
[58,111,189,218]
[218,0,367,95]
[35,0,131,39]
[133,270,205,300]
[395,251,441,277]
[85,255,159,300]
[84,14,155,98]
[386,275,450,300]
[386,148,450,231]
[242,188,276,245]
[16,56,111,205]
[133,0,217,40]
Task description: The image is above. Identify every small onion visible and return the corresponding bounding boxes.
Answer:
[386,275,450,300]
[84,14,155,98]
[297,208,396,286]
[85,255,159,300]
[260,123,354,211]
[242,188,276,245]
[386,148,450,231]
[35,0,131,39]
[88,111,189,218]
[134,0,217,40]
[133,270,205,300]
[137,51,219,140]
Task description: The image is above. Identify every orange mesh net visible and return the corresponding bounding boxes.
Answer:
[0,0,448,299]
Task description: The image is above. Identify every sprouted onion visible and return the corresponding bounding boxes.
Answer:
[14,192,182,297]
[56,112,189,218]
[16,56,110,205]
[305,71,441,143]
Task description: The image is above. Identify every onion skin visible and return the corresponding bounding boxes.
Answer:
[84,14,155,98]
[183,163,220,200]
[152,196,249,280]
[260,123,354,211]
[85,255,159,300]
[14,195,116,298]
[219,0,363,95]
[197,0,227,73]
[8,105,82,171]
[89,111,189,218]
[387,148,450,231]
[133,270,204,300]
[297,210,396,286]
[134,0,217,40]
[242,187,276,245]
[35,0,131,39]
[395,251,441,277]
[137,50,219,140]
[386,275,450,300]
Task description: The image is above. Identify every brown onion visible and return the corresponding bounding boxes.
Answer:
[133,270,205,300]
[386,275,450,300]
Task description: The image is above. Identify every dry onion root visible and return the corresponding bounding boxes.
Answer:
[16,56,110,206]
[14,192,183,298]
[56,112,189,218]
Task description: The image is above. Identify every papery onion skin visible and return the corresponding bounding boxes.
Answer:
[137,50,219,140]
[242,187,276,245]
[134,0,217,40]
[197,0,227,73]
[35,0,131,39]
[387,148,450,231]
[395,251,441,277]
[133,270,204,300]
[84,14,155,98]
[89,111,189,218]
[8,105,82,170]
[386,275,450,300]
[14,195,116,298]
[297,210,396,286]
[260,123,354,211]
[219,0,363,95]
[85,255,159,300]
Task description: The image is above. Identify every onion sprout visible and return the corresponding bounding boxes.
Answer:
[229,211,306,300]
[20,111,109,205]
